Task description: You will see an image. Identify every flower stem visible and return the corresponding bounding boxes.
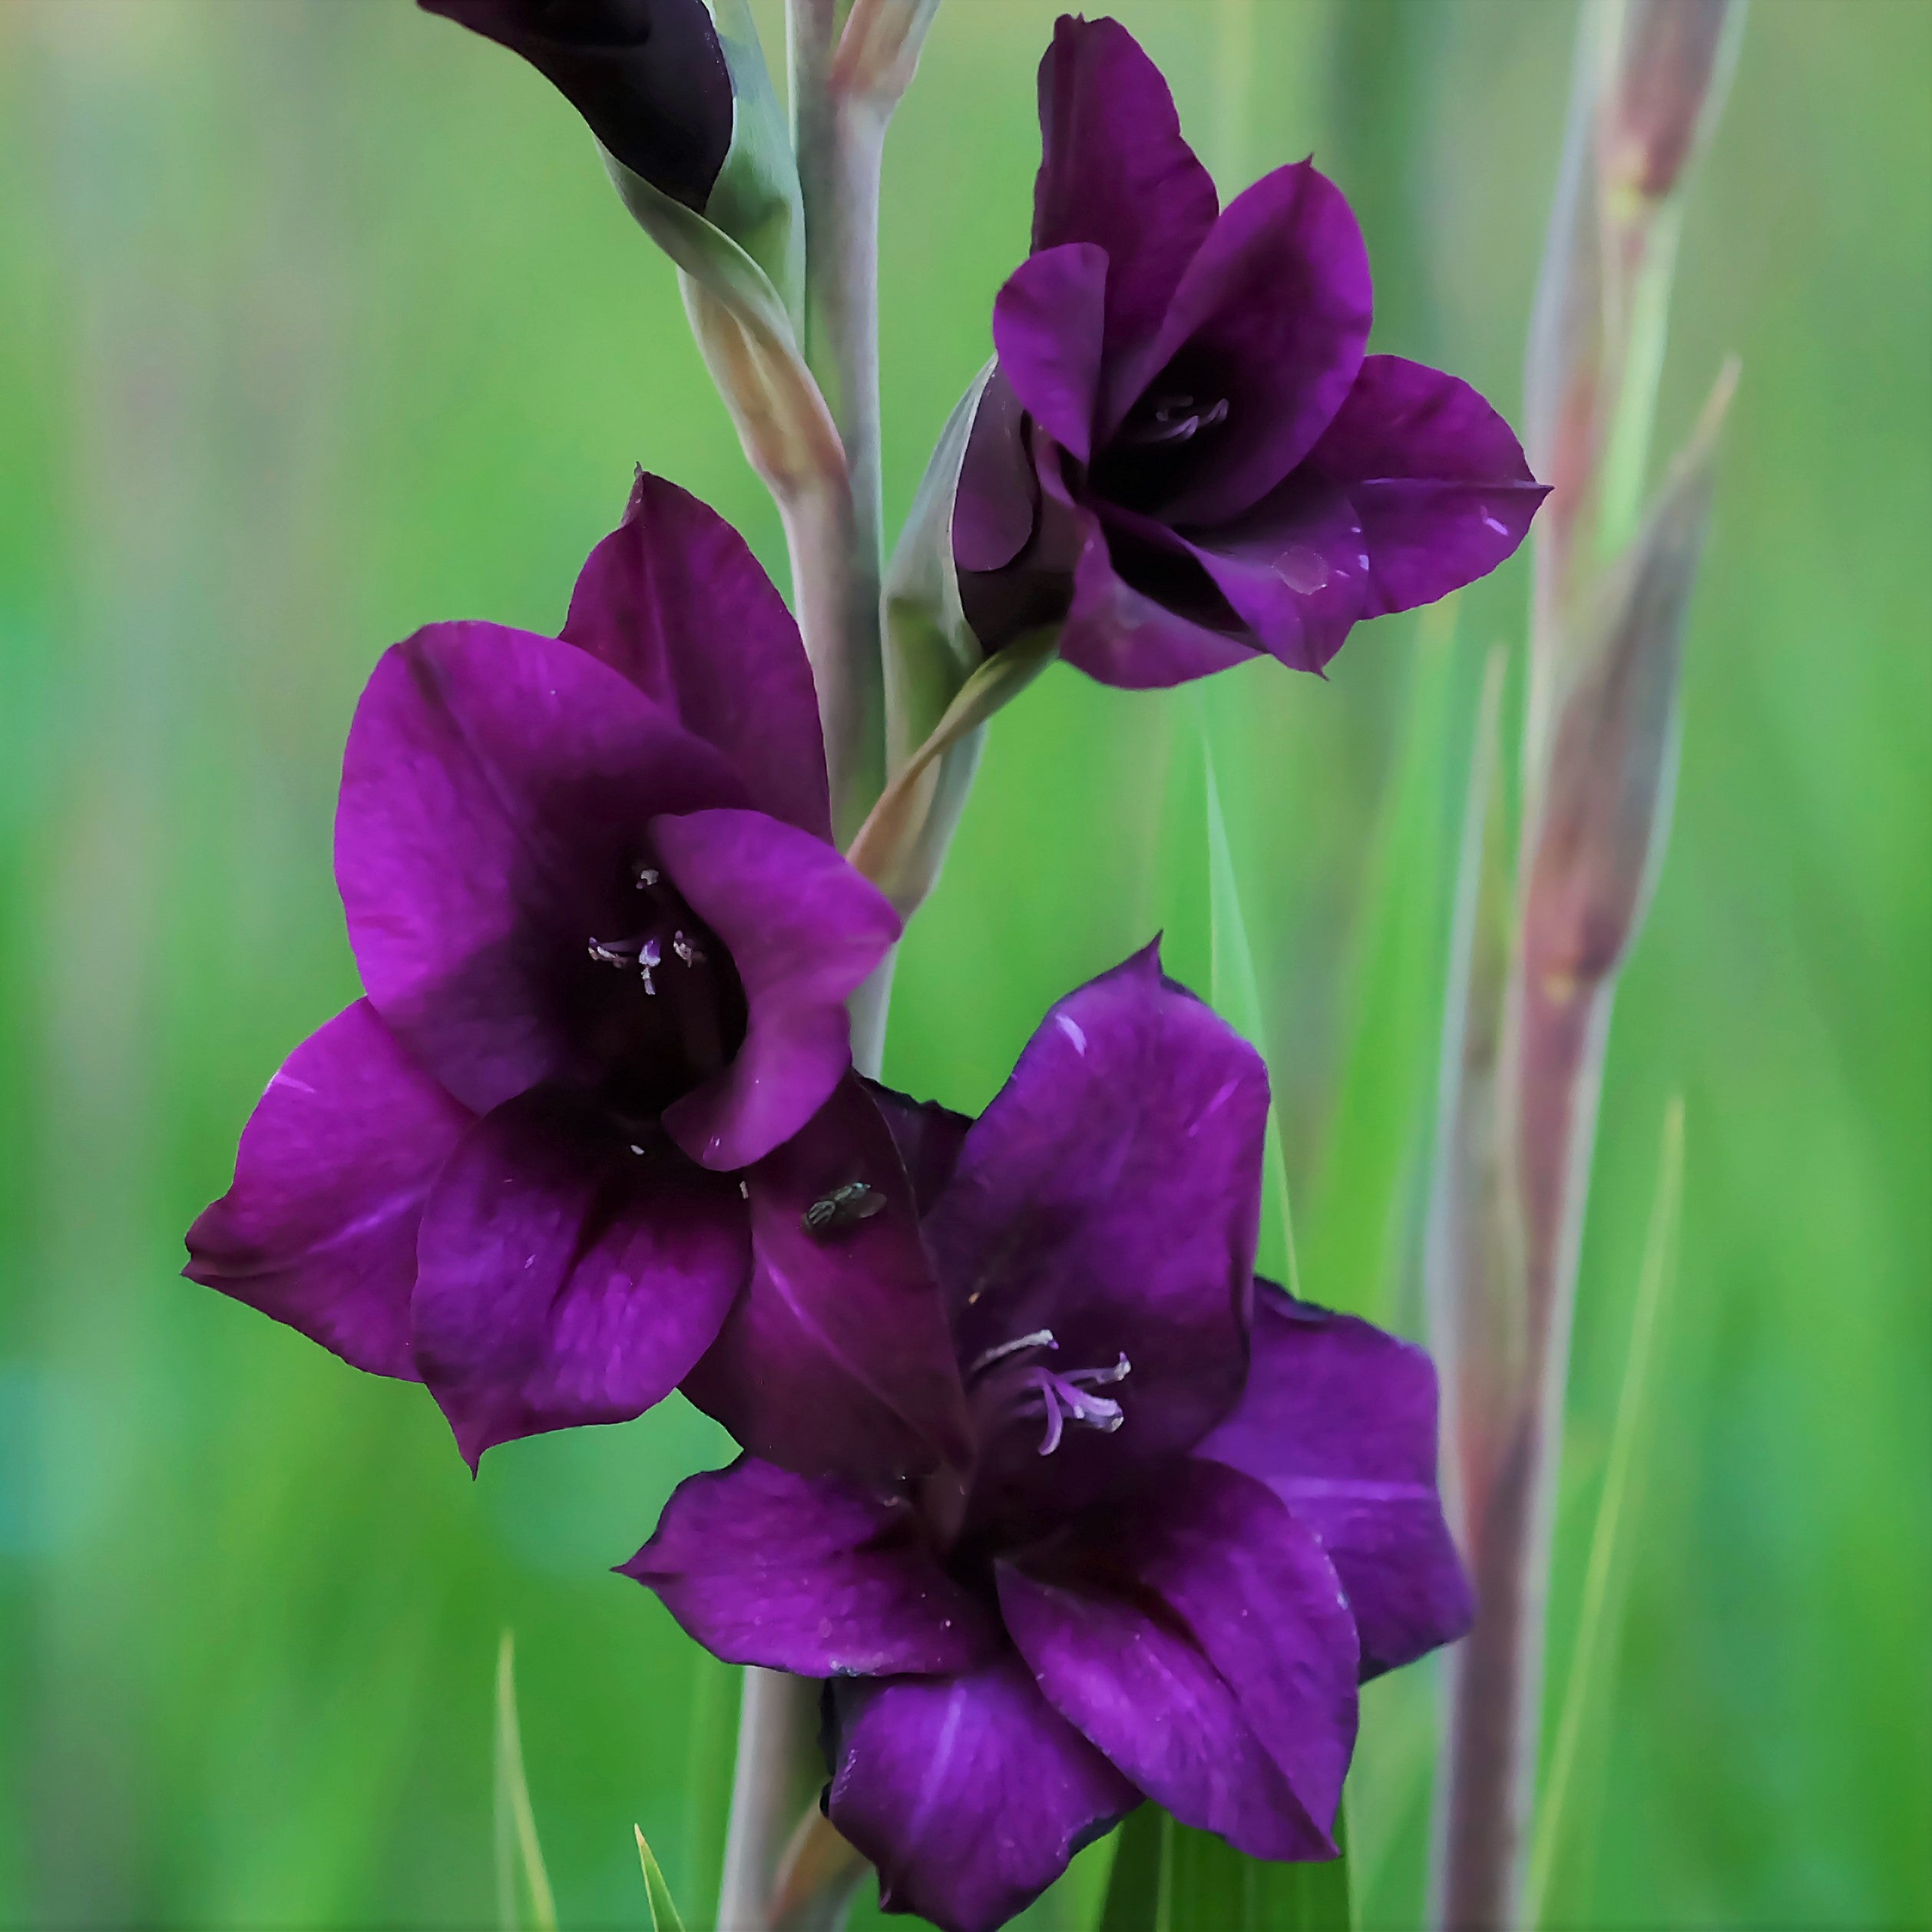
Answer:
[786,0,888,845]
[717,10,938,1923]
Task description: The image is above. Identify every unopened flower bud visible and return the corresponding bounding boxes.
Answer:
[421,0,733,213]
[1603,0,1742,203]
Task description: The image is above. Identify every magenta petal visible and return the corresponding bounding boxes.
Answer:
[925,945,1269,1524]
[1198,1284,1473,1677]
[992,244,1110,465]
[184,1001,470,1381]
[622,1457,999,1676]
[652,809,901,1171]
[827,1653,1139,1932]
[683,1077,971,1480]
[1304,355,1548,618]
[561,471,832,840]
[1110,163,1372,521]
[998,1461,1358,1861]
[411,1089,749,1467]
[1033,15,1219,366]
[336,621,744,1115]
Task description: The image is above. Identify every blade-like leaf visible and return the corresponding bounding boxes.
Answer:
[636,1824,690,1932]
[1168,1808,1355,1932]
[1525,1095,1686,1924]
[1198,706,1302,1298]
[1098,1808,1166,1932]
[494,1633,557,1932]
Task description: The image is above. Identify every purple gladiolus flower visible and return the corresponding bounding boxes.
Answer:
[421,0,733,212]
[954,15,1550,689]
[626,948,1471,1932]
[184,474,919,1471]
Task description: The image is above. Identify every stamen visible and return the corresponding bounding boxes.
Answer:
[672,929,706,967]
[1011,1357,1132,1456]
[634,864,660,889]
[639,937,660,995]
[966,1329,1056,1380]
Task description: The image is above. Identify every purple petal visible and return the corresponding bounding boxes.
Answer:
[1171,478,1372,675]
[1303,355,1548,618]
[683,1077,972,1479]
[1106,162,1372,523]
[561,471,832,840]
[998,1461,1358,1860]
[862,1080,974,1218]
[1033,15,1219,366]
[1198,1283,1473,1677]
[336,621,744,1115]
[622,1456,998,1676]
[993,244,1110,465]
[954,369,1040,577]
[827,1653,1139,1932]
[418,1,732,213]
[411,1088,749,1466]
[925,944,1269,1530]
[650,809,901,1171]
[184,1001,470,1380]
[1044,451,1255,690]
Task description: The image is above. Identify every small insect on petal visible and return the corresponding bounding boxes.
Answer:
[802,1181,888,1236]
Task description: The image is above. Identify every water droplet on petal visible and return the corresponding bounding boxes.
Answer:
[1280,544,1330,595]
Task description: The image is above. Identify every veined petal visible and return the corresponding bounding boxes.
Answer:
[827,1654,1138,1932]
[411,1088,749,1467]
[1303,355,1547,619]
[1106,162,1372,522]
[652,809,900,1171]
[561,471,832,841]
[998,1461,1358,1861]
[683,1077,971,1480]
[993,244,1110,465]
[336,621,744,1115]
[1198,1283,1473,1677]
[621,1456,998,1676]
[184,1000,470,1380]
[925,945,1268,1530]
[1033,15,1219,366]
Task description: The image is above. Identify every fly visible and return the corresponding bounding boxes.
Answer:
[802,1181,887,1235]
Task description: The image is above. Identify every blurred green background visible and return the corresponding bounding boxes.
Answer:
[1,1,1926,1927]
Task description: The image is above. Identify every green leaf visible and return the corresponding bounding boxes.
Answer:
[1197,706,1302,1299]
[492,1633,557,1932]
[703,0,806,323]
[849,626,1057,916]
[635,1824,690,1932]
[679,1657,740,1932]
[1525,1095,1686,1924]
[1103,1806,1355,1932]
[1098,1808,1166,1932]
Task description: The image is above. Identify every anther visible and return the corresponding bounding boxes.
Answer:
[634,864,660,889]
[966,1330,1056,1379]
[672,929,706,967]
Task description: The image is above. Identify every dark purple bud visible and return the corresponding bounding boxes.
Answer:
[422,0,733,212]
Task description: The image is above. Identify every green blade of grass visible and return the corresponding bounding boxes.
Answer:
[1524,1096,1686,1924]
[636,1824,689,1932]
[493,1633,557,1932]
[1097,1808,1166,1932]
[1198,704,1302,1299]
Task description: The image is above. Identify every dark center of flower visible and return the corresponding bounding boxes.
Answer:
[964,1329,1133,1458]
[522,0,659,48]
[1090,379,1234,514]
[567,849,746,1120]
